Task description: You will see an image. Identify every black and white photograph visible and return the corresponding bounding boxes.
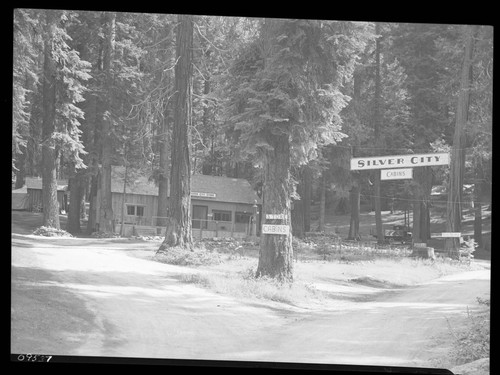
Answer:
[11,8,492,374]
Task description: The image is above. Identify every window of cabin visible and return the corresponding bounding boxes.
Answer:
[235,212,252,224]
[212,210,232,222]
[126,204,145,217]
[127,205,135,216]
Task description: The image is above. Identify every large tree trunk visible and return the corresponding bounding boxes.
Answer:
[80,177,87,220]
[156,28,175,227]
[348,184,361,240]
[119,162,128,236]
[373,172,384,243]
[66,169,84,234]
[412,166,433,245]
[419,167,433,242]
[26,90,42,177]
[473,180,483,249]
[373,22,384,244]
[256,133,294,282]
[86,175,98,234]
[445,25,478,256]
[412,199,421,243]
[98,12,116,233]
[41,10,60,229]
[291,168,304,238]
[159,14,194,251]
[303,165,312,233]
[318,173,326,232]
[157,114,170,227]
[14,148,26,189]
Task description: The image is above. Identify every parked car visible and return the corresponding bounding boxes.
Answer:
[371,224,412,244]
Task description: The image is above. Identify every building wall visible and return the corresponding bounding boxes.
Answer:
[111,192,157,225]
[27,189,67,213]
[111,192,259,235]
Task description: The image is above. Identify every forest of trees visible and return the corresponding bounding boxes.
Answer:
[13,10,493,280]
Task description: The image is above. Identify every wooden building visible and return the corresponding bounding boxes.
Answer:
[25,177,69,213]
[102,166,261,238]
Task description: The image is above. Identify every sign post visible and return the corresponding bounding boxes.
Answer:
[262,224,290,235]
[380,168,413,180]
[431,232,462,238]
[350,152,450,171]
[262,213,289,235]
[441,232,462,238]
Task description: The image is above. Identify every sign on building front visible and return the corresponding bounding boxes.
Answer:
[266,213,286,220]
[350,153,449,171]
[440,232,462,238]
[262,224,289,235]
[191,192,216,198]
[380,168,413,180]
[262,212,289,235]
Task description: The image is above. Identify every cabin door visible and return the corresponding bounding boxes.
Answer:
[192,205,208,229]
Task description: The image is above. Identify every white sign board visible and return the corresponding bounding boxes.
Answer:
[413,242,427,248]
[381,168,413,180]
[441,232,461,238]
[191,192,216,198]
[266,214,285,220]
[262,224,289,235]
[350,153,449,171]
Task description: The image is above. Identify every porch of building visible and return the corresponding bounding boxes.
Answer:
[114,216,259,240]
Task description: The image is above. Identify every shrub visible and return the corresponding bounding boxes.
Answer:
[32,226,73,237]
[91,231,121,238]
[154,246,223,266]
[459,237,478,264]
[181,266,325,305]
[448,299,490,365]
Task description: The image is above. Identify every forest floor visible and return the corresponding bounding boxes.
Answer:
[309,203,492,260]
[11,210,490,371]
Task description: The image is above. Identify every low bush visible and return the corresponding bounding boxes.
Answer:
[197,237,258,253]
[32,226,73,237]
[459,237,478,264]
[154,246,223,267]
[447,298,490,365]
[90,231,121,238]
[181,267,324,306]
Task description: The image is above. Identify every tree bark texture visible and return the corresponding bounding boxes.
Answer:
[373,23,384,244]
[156,27,175,227]
[159,14,194,251]
[348,184,361,240]
[157,107,171,227]
[318,173,326,232]
[66,169,84,234]
[26,91,42,177]
[98,12,116,233]
[473,181,483,248]
[256,133,294,282]
[445,25,478,255]
[303,165,312,232]
[291,168,304,238]
[373,171,384,243]
[41,10,60,229]
[412,167,433,244]
[14,148,26,189]
[86,175,98,234]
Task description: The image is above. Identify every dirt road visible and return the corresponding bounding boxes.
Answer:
[11,233,490,368]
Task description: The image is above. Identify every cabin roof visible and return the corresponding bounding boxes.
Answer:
[111,166,261,205]
[25,177,68,191]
